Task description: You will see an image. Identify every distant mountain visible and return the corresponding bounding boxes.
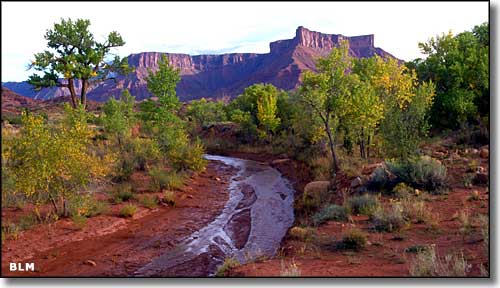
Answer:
[3,26,397,102]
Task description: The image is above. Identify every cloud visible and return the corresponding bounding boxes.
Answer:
[1,1,489,82]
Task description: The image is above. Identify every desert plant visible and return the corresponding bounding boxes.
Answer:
[347,194,380,216]
[163,191,176,207]
[467,190,480,201]
[371,203,407,232]
[458,210,474,237]
[112,184,135,204]
[289,226,316,241]
[340,228,367,250]
[312,204,348,226]
[280,260,301,277]
[149,167,185,192]
[400,199,433,224]
[366,166,394,191]
[215,257,240,277]
[392,183,414,198]
[68,193,110,217]
[140,195,158,209]
[387,156,448,194]
[409,246,471,276]
[71,214,88,230]
[119,204,137,218]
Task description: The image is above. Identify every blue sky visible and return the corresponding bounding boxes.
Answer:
[1,1,489,82]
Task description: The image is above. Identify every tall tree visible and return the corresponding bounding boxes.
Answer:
[28,18,132,109]
[298,40,354,174]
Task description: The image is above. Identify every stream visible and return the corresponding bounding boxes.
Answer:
[134,154,295,277]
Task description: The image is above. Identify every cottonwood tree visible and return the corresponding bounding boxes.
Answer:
[28,18,132,109]
[298,40,354,174]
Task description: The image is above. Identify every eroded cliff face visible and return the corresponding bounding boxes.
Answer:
[4,26,396,102]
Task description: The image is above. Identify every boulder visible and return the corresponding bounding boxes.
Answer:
[361,163,384,175]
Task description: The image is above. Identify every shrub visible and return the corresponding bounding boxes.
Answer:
[312,204,348,226]
[112,184,135,203]
[163,191,176,207]
[140,195,158,209]
[387,156,448,194]
[340,229,368,250]
[71,214,88,230]
[366,166,394,191]
[301,181,331,212]
[400,199,433,224]
[289,226,316,241]
[409,246,471,276]
[68,194,110,217]
[149,167,185,192]
[392,183,414,198]
[215,257,240,277]
[347,194,380,216]
[458,210,473,237]
[371,203,406,232]
[280,260,301,277]
[119,204,137,217]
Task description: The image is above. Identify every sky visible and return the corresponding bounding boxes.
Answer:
[1,1,489,82]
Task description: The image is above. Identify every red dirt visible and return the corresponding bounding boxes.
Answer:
[1,161,236,277]
[230,147,490,277]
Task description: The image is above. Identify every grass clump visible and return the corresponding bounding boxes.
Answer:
[371,203,407,232]
[163,191,176,207]
[289,226,316,241]
[119,204,137,218]
[312,204,348,226]
[68,194,110,217]
[409,246,471,276]
[339,229,367,250]
[140,195,158,209]
[280,260,301,277]
[347,194,380,216]
[149,166,185,191]
[71,214,88,230]
[387,156,448,194]
[400,199,434,224]
[215,257,240,277]
[392,183,414,198]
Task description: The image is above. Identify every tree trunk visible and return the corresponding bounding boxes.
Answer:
[67,78,78,108]
[48,193,59,216]
[324,120,338,175]
[367,135,371,158]
[80,79,88,109]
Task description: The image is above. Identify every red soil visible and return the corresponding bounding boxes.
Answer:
[1,161,236,277]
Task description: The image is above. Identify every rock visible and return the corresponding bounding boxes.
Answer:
[361,163,384,175]
[480,148,489,159]
[186,195,194,199]
[470,148,479,155]
[271,158,291,165]
[84,260,96,266]
[215,177,221,182]
[350,177,363,189]
[473,172,488,185]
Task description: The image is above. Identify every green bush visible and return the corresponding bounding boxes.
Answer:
[68,194,110,217]
[140,195,158,209]
[387,156,448,194]
[347,194,380,216]
[119,204,137,217]
[371,204,407,232]
[392,183,414,198]
[289,226,316,241]
[149,167,185,191]
[409,246,470,276]
[312,204,348,226]
[71,214,88,230]
[112,183,135,203]
[366,167,394,191]
[215,257,240,277]
[340,229,368,250]
[163,191,176,207]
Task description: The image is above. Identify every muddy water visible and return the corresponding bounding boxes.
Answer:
[134,155,295,277]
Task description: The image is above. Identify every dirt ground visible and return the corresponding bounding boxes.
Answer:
[1,160,236,277]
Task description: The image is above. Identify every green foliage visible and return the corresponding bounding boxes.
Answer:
[289,226,316,241]
[112,186,134,204]
[215,257,240,277]
[163,191,176,207]
[340,229,367,250]
[146,55,181,110]
[387,156,448,194]
[411,23,489,129]
[347,194,380,216]
[119,204,137,218]
[102,89,136,138]
[27,18,132,108]
[149,167,185,191]
[67,193,110,217]
[185,98,228,127]
[366,166,394,191]
[71,214,88,230]
[140,195,158,209]
[392,183,415,198]
[312,204,348,226]
[4,107,112,216]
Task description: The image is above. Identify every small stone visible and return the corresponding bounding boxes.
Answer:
[84,260,96,266]
[215,177,221,181]
[350,177,363,188]
[480,148,489,159]
[186,195,194,199]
